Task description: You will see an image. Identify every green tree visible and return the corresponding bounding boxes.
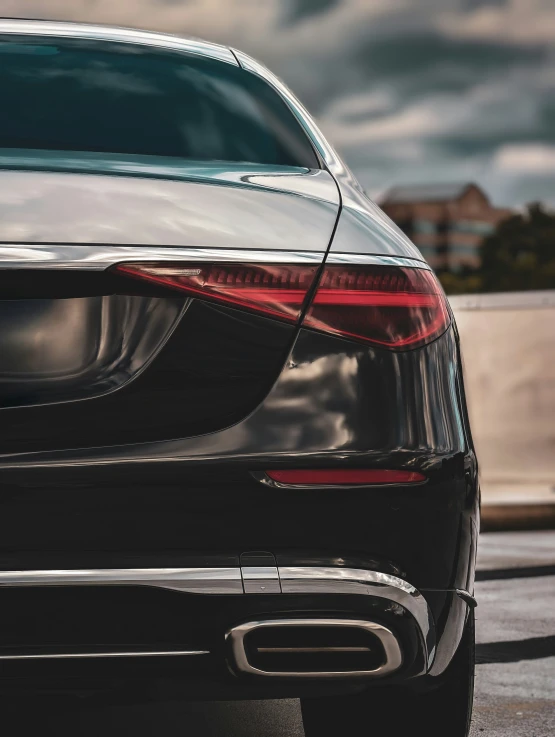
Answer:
[437,202,555,295]
[480,202,555,292]
[437,269,483,295]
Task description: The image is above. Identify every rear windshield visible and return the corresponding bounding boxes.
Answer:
[0,36,319,168]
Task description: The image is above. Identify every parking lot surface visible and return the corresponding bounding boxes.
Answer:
[3,531,554,736]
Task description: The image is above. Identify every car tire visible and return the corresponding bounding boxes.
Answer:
[301,610,475,737]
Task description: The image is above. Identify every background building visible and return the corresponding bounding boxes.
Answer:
[380,183,512,272]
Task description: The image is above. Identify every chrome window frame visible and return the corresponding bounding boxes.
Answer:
[0,19,236,64]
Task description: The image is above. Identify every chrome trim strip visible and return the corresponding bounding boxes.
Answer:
[455,589,478,608]
[256,647,370,653]
[0,649,209,661]
[241,566,281,595]
[0,567,243,595]
[0,20,236,64]
[226,618,402,679]
[0,245,325,270]
[0,565,434,670]
[0,246,427,271]
[278,566,435,669]
[326,253,430,269]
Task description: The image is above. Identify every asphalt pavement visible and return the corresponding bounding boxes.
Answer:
[2,531,554,736]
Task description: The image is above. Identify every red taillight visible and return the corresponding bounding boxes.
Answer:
[113,261,450,349]
[302,265,450,349]
[113,263,318,323]
[265,469,426,485]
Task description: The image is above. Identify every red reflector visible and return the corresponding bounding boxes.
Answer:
[265,469,426,485]
[113,263,318,323]
[303,265,450,349]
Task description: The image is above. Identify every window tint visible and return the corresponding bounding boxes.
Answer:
[0,36,319,168]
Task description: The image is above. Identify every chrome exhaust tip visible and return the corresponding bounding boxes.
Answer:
[226,618,403,679]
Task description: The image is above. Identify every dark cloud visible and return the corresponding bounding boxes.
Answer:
[283,0,342,25]
[461,0,508,9]
[354,32,546,83]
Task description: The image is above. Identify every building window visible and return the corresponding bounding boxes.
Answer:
[416,244,437,260]
[413,219,436,234]
[450,221,494,236]
[449,243,479,256]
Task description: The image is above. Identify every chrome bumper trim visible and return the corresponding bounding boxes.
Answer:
[0,649,209,661]
[0,565,435,669]
[0,567,243,595]
[226,617,403,679]
[279,566,436,669]
[241,566,281,594]
[455,589,478,608]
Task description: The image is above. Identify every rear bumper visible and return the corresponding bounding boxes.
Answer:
[0,327,478,694]
[0,564,435,668]
[0,563,475,697]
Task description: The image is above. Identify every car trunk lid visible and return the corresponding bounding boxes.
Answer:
[0,162,339,454]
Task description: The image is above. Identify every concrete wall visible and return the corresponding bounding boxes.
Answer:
[449,291,555,500]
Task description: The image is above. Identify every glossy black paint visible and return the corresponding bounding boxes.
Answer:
[0,294,185,409]
[0,300,295,451]
[0,323,468,461]
[0,325,478,572]
[0,322,478,689]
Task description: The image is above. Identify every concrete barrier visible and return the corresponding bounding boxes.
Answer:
[449,290,555,530]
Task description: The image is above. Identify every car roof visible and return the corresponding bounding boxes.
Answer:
[0,18,237,65]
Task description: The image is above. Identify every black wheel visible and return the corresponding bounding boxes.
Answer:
[301,611,475,737]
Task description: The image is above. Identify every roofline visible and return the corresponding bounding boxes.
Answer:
[0,18,237,64]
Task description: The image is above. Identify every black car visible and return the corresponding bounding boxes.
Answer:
[0,20,479,737]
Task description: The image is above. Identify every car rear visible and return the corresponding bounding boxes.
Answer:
[0,20,478,736]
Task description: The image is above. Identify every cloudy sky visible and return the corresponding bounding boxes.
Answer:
[2,0,555,206]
